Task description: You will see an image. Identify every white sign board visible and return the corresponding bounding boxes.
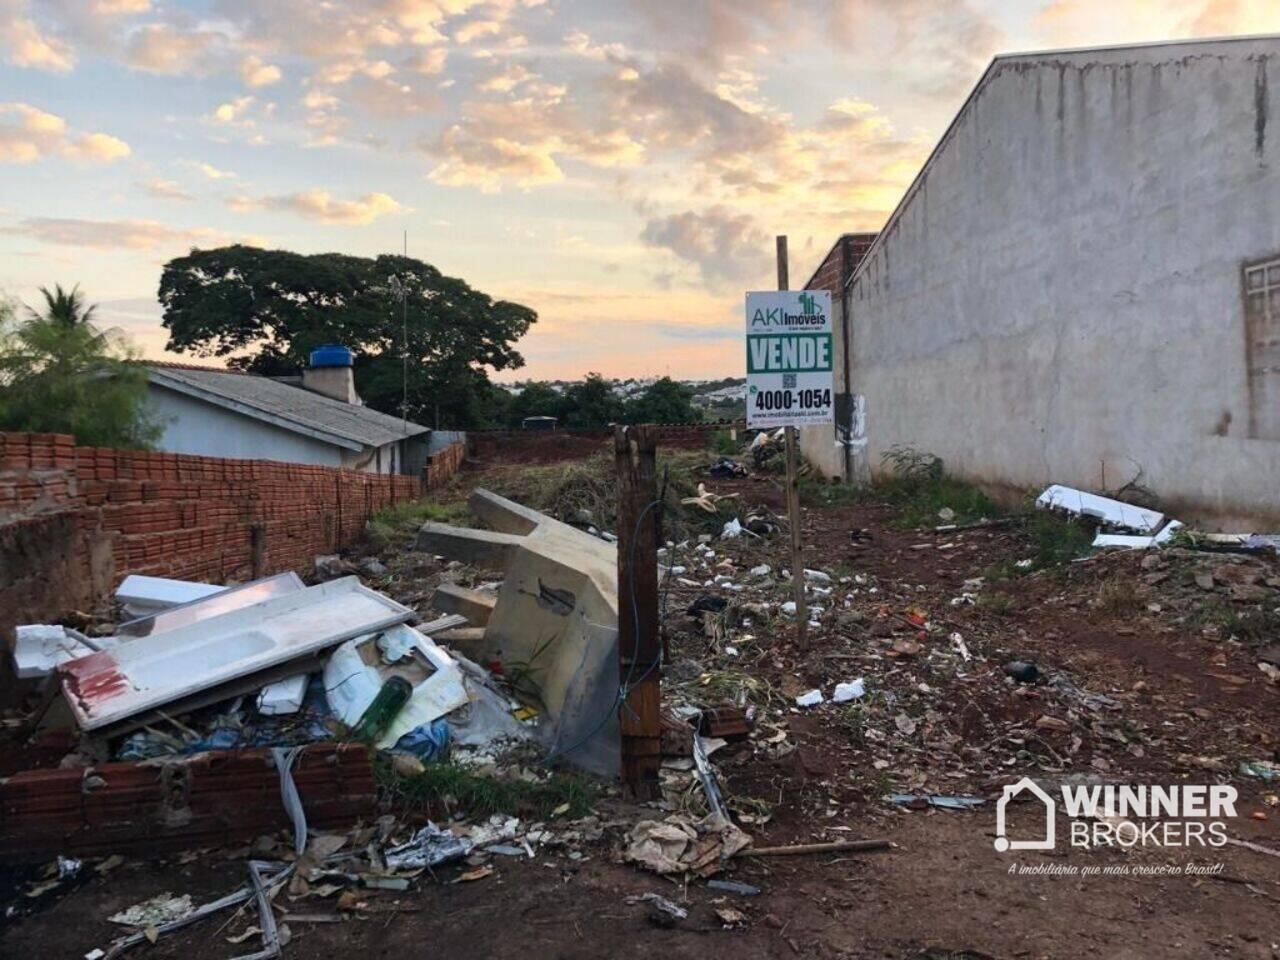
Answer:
[745,290,834,429]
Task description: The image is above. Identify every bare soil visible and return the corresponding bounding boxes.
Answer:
[4,438,1279,959]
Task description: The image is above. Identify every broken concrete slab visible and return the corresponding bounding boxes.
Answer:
[432,582,497,626]
[60,576,414,731]
[415,488,620,776]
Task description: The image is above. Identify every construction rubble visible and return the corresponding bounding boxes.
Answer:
[3,439,1279,958]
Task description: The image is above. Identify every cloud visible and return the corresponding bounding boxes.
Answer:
[210,96,255,124]
[142,179,194,201]
[240,55,282,87]
[194,161,236,179]
[479,62,534,93]
[91,0,151,12]
[4,216,222,250]
[1035,0,1280,44]
[640,205,770,286]
[0,102,131,164]
[229,189,405,224]
[424,81,644,191]
[123,22,225,74]
[65,130,131,161]
[2,0,75,72]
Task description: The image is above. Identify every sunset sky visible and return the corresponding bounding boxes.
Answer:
[2,0,1278,380]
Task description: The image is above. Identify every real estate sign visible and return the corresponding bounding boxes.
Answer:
[745,290,834,429]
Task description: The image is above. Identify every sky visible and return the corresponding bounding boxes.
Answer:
[2,0,1279,381]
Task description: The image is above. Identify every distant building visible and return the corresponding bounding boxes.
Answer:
[521,416,559,431]
[801,36,1280,528]
[144,346,431,475]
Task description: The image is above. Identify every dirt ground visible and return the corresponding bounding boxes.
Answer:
[4,437,1279,959]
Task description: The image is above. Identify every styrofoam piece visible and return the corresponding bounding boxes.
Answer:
[256,673,309,715]
[115,575,224,619]
[1092,532,1156,549]
[795,689,824,707]
[832,679,866,702]
[1092,519,1184,550]
[1035,484,1165,533]
[12,625,100,679]
[117,572,304,639]
[59,576,414,731]
[323,623,469,748]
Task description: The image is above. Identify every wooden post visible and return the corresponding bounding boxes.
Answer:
[615,423,662,798]
[777,235,809,650]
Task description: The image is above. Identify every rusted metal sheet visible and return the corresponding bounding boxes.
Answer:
[0,743,375,864]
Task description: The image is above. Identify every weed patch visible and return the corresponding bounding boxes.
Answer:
[870,447,1001,528]
[377,756,600,820]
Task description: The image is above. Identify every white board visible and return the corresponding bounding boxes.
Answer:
[745,290,834,429]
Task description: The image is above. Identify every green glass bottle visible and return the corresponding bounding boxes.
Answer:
[352,676,413,742]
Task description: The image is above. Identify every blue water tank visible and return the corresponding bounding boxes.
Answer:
[310,344,354,368]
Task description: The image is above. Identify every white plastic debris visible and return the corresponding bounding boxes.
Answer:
[749,564,772,578]
[1036,484,1165,534]
[781,601,797,616]
[795,689,825,707]
[721,518,744,539]
[12,625,102,679]
[1092,519,1184,550]
[256,673,308,716]
[950,632,971,662]
[832,679,866,702]
[114,574,223,619]
[803,569,832,583]
[324,622,468,749]
[109,893,195,927]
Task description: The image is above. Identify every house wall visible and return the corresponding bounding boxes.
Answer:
[804,39,1280,528]
[147,384,347,468]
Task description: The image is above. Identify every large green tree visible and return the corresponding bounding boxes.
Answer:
[0,288,157,448]
[624,377,699,425]
[559,373,624,428]
[158,245,536,428]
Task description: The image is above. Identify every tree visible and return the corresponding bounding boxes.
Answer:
[560,373,624,428]
[0,288,157,448]
[624,377,699,424]
[158,245,536,428]
[506,381,566,426]
[31,283,98,329]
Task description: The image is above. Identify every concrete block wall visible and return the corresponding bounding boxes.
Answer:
[0,431,452,646]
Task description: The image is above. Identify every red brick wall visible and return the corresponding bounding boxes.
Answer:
[804,233,879,294]
[0,431,425,644]
[423,440,467,491]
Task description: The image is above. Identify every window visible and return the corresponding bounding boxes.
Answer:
[1244,257,1280,440]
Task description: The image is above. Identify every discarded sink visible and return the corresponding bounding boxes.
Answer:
[59,576,415,731]
[415,489,620,776]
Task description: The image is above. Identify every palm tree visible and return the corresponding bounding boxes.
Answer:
[29,283,98,329]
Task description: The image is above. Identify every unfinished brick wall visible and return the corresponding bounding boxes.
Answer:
[0,431,435,647]
[423,440,467,490]
[804,232,879,294]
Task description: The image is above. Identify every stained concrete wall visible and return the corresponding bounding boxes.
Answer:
[802,37,1280,528]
